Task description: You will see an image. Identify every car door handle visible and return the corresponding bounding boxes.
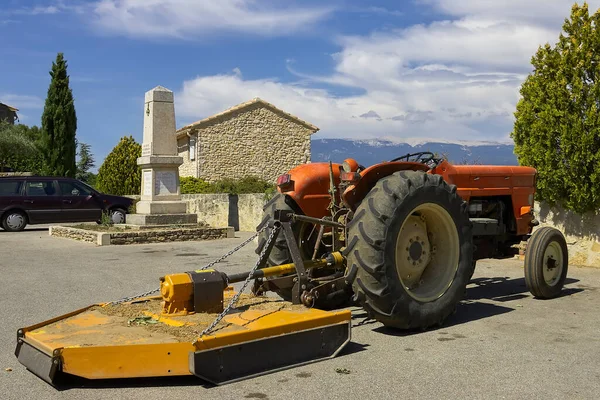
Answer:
[24,200,34,204]
[62,200,72,204]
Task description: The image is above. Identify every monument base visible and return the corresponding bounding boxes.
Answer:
[126,213,198,226]
[136,200,187,214]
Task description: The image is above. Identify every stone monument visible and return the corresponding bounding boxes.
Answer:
[126,86,197,226]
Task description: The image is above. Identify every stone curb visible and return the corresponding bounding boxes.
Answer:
[49,225,234,246]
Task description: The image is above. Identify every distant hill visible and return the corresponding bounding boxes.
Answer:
[311,138,518,166]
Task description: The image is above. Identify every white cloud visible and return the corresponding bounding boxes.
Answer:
[7,5,60,15]
[175,1,600,143]
[0,94,44,110]
[89,0,332,38]
[421,0,600,27]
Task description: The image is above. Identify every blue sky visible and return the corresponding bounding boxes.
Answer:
[0,0,595,165]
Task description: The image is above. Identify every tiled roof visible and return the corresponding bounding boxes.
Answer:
[0,103,19,112]
[176,97,319,137]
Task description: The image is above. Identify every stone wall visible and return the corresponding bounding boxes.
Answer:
[49,226,100,244]
[238,194,268,231]
[178,103,313,183]
[109,227,229,245]
[183,193,230,229]
[49,225,232,246]
[177,136,195,177]
[182,193,267,231]
[534,202,600,267]
[0,172,33,177]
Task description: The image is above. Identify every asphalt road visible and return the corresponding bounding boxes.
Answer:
[0,226,599,400]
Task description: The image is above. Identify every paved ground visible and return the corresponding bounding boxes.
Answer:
[0,226,599,400]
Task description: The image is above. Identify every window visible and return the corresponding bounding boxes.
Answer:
[25,181,57,196]
[59,181,92,196]
[189,136,196,161]
[0,180,23,196]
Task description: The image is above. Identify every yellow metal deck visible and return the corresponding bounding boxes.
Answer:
[16,295,351,384]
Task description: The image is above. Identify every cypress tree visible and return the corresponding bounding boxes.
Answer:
[41,53,77,177]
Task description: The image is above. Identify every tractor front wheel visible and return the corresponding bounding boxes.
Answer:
[348,170,473,329]
[524,227,568,299]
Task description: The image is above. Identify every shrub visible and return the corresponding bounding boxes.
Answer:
[96,136,141,195]
[180,176,212,194]
[180,175,276,195]
[512,3,600,213]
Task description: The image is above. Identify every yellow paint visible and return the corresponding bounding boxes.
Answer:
[20,299,351,380]
[258,251,345,278]
[63,312,110,327]
[160,273,193,315]
[142,311,187,327]
[61,343,196,378]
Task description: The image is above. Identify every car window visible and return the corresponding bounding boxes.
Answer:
[25,181,57,196]
[0,180,23,196]
[59,181,92,196]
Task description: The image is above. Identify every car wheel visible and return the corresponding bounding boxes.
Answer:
[110,208,126,224]
[2,211,27,232]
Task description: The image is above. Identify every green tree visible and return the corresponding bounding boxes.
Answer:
[41,52,77,177]
[96,136,141,195]
[76,141,96,183]
[0,121,42,172]
[512,3,600,214]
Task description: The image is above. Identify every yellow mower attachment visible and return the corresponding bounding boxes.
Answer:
[15,252,351,386]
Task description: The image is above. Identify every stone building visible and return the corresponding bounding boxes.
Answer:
[0,103,18,125]
[176,98,319,183]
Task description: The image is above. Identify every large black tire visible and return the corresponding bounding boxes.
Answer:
[347,170,473,329]
[524,227,568,299]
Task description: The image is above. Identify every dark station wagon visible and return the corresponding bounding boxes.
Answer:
[0,176,135,232]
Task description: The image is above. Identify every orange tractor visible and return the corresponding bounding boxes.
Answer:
[255,152,569,329]
[15,153,568,386]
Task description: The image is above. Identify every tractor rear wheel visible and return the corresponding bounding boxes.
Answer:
[348,170,473,329]
[524,227,568,299]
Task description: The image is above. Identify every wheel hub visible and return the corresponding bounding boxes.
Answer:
[543,241,563,286]
[6,214,24,230]
[395,203,460,302]
[396,216,431,289]
[409,241,423,261]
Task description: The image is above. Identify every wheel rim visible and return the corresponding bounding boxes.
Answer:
[395,203,460,302]
[6,213,24,230]
[542,241,563,286]
[297,221,332,260]
[111,210,125,224]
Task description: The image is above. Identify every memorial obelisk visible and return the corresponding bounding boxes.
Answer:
[126,86,197,226]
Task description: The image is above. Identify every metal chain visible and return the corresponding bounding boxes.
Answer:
[105,287,162,306]
[106,226,267,305]
[197,226,266,272]
[199,225,279,337]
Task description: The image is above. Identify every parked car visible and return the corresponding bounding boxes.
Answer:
[0,176,135,232]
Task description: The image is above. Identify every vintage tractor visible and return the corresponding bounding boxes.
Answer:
[255,152,569,329]
[15,153,568,386]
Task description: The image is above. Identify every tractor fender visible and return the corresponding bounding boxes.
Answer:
[342,162,429,210]
[278,162,344,218]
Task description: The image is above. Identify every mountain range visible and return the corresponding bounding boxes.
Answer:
[311,138,518,167]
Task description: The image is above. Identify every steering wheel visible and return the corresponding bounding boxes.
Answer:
[390,151,437,164]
